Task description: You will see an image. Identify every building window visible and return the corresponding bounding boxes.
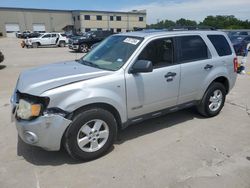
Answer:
[73,16,75,22]
[84,15,90,20]
[97,28,102,31]
[110,16,114,21]
[85,28,91,32]
[116,16,121,21]
[96,15,102,20]
[139,17,143,22]
[77,15,80,21]
[117,28,121,33]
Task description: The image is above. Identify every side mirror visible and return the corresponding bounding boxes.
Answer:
[130,60,153,74]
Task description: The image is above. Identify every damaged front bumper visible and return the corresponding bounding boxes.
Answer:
[13,109,72,151]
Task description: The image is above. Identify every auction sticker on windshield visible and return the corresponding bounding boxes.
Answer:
[123,38,140,45]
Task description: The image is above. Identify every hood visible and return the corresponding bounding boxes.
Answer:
[17,61,111,95]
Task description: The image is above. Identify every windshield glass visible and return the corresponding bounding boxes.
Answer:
[79,35,143,71]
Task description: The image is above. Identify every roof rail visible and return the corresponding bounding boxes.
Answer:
[168,26,216,31]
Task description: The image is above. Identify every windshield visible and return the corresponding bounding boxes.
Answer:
[79,35,143,71]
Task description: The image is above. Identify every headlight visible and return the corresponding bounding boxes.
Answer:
[73,39,79,43]
[17,99,41,120]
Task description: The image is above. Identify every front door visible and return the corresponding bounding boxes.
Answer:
[125,37,181,119]
[40,34,51,45]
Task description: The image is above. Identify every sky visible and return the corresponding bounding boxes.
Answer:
[0,0,249,24]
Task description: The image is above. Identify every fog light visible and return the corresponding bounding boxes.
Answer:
[24,131,38,144]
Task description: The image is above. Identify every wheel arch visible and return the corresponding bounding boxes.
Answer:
[67,102,122,131]
[209,76,230,94]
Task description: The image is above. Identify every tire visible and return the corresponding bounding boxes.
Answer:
[80,43,88,53]
[64,108,117,161]
[197,82,226,117]
[59,41,65,47]
[32,42,38,48]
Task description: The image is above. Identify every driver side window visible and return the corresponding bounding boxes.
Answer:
[42,34,51,38]
[138,38,174,68]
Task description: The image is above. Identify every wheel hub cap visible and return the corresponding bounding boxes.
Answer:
[77,119,109,152]
[209,89,223,112]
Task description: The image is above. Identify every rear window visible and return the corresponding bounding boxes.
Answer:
[207,35,232,56]
[177,35,209,63]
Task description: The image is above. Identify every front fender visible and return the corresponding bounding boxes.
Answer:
[42,84,127,123]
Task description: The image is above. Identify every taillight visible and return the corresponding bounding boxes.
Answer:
[233,57,238,73]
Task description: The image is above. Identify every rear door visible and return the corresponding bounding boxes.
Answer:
[177,35,213,104]
[51,34,58,45]
[126,37,181,118]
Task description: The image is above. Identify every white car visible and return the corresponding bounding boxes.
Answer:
[25,33,68,48]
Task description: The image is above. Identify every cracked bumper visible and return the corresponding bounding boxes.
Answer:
[15,114,72,151]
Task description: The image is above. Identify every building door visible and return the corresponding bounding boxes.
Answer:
[5,23,20,37]
[33,24,46,33]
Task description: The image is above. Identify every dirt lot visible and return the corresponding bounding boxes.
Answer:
[0,37,250,188]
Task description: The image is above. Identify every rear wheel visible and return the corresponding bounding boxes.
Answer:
[59,41,65,47]
[197,82,226,117]
[64,108,117,161]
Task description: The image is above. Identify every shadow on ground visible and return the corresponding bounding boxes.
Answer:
[0,65,6,70]
[17,108,204,166]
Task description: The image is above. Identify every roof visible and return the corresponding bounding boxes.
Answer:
[0,7,146,15]
[117,29,226,39]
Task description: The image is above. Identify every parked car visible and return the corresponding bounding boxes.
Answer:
[24,33,68,48]
[16,30,32,38]
[230,35,250,55]
[11,30,237,161]
[69,30,113,52]
[227,31,249,38]
[0,51,4,63]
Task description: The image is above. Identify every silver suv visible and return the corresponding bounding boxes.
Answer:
[11,30,238,160]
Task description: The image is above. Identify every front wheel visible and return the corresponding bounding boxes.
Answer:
[79,43,88,53]
[64,108,117,161]
[197,82,226,117]
[32,42,38,48]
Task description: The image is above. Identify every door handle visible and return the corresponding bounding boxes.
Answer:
[165,72,176,82]
[204,64,213,70]
[165,72,177,78]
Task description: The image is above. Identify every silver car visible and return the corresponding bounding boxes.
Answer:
[11,30,237,160]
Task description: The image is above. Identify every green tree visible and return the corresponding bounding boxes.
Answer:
[176,18,197,26]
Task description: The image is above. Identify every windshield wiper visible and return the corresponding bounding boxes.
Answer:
[79,59,101,69]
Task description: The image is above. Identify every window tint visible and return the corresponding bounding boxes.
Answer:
[96,15,102,20]
[84,15,90,20]
[138,38,174,68]
[177,36,208,63]
[51,34,57,37]
[207,35,232,56]
[116,16,121,21]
